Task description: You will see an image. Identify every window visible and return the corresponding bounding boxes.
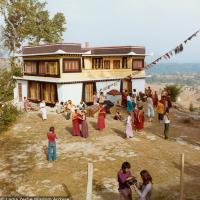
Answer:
[92,58,103,69]
[25,60,59,77]
[132,60,144,70]
[104,60,110,69]
[18,83,22,102]
[122,57,128,69]
[28,81,57,103]
[85,83,94,102]
[63,59,81,72]
[113,60,120,69]
[28,81,41,100]
[24,62,37,74]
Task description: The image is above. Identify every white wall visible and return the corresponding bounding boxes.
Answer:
[57,83,83,105]
[132,78,145,94]
[96,80,121,95]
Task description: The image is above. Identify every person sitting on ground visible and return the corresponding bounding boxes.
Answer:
[118,161,135,200]
[133,170,153,200]
[55,101,65,114]
[113,110,123,120]
[23,97,31,112]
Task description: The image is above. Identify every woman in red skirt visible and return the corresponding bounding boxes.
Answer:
[97,104,106,130]
[72,109,81,136]
[134,106,145,131]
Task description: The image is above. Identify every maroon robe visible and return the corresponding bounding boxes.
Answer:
[134,109,145,130]
[97,106,106,130]
[72,113,81,136]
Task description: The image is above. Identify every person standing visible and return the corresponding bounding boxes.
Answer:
[133,170,153,200]
[146,96,154,122]
[152,91,158,107]
[99,91,105,104]
[40,100,47,120]
[72,109,81,136]
[157,100,165,122]
[163,111,170,139]
[93,92,99,105]
[134,106,145,131]
[80,110,89,138]
[47,127,57,161]
[127,93,133,113]
[97,103,106,130]
[118,161,134,200]
[125,113,134,139]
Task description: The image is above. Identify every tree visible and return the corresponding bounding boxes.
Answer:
[0,0,66,56]
[164,84,182,102]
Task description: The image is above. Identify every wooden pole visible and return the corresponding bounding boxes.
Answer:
[179,153,184,200]
[86,163,93,200]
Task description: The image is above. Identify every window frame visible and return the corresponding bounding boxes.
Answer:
[63,58,81,73]
[132,59,144,71]
[24,59,60,78]
[113,60,121,69]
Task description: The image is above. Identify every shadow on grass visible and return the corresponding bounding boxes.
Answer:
[111,128,125,139]
[90,121,97,130]
[62,183,73,200]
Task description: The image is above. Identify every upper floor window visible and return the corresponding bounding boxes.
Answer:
[132,59,144,70]
[122,57,128,69]
[104,60,110,69]
[24,62,37,74]
[24,60,59,77]
[63,59,81,72]
[113,60,121,69]
[92,58,103,69]
[38,61,58,75]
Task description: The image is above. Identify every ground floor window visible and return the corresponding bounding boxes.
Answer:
[18,83,22,102]
[28,81,58,103]
[85,83,94,103]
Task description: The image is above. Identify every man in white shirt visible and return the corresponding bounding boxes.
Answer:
[163,111,170,139]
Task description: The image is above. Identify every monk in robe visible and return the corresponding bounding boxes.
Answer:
[153,91,158,107]
[97,104,106,130]
[72,109,81,136]
[134,106,145,131]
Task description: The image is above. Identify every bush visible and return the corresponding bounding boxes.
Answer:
[0,103,20,133]
[164,84,182,102]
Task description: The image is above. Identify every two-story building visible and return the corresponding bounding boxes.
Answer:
[14,43,148,105]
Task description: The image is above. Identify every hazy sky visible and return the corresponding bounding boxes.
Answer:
[48,0,199,63]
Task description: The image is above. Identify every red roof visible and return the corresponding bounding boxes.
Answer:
[107,89,122,95]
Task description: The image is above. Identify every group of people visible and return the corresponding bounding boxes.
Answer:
[121,86,172,140]
[118,161,152,200]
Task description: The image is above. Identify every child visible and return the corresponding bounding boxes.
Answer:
[163,111,170,139]
[118,161,134,200]
[47,127,57,161]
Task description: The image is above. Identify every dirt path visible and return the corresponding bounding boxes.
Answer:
[0,108,200,200]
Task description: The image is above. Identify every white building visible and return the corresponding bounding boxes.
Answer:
[14,43,149,105]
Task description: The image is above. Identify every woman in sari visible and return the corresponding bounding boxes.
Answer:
[97,103,106,130]
[134,106,145,131]
[72,109,81,136]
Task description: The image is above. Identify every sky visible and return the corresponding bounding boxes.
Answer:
[46,0,200,63]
